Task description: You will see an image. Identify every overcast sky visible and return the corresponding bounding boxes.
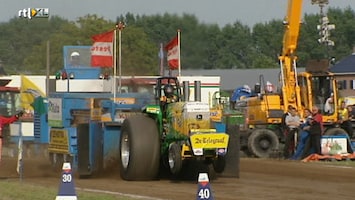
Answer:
[1,0,354,27]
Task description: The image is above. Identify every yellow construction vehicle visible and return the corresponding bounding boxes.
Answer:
[238,0,342,158]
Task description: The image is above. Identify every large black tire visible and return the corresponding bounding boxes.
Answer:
[119,115,160,181]
[168,143,182,175]
[323,127,353,154]
[324,128,348,136]
[248,129,279,158]
[212,156,226,173]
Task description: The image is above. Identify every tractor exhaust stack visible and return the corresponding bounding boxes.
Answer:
[183,81,189,102]
[194,80,201,102]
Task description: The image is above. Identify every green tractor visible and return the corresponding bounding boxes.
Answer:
[119,77,230,181]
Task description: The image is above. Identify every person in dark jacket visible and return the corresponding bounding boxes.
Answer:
[339,101,353,138]
[346,105,354,138]
[307,106,323,155]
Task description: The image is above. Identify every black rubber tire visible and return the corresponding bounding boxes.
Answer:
[212,156,226,173]
[168,143,183,175]
[324,128,348,136]
[248,129,279,158]
[119,115,160,181]
[323,127,354,154]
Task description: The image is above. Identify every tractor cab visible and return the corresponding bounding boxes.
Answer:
[155,77,182,105]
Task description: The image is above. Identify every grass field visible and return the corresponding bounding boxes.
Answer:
[0,180,137,200]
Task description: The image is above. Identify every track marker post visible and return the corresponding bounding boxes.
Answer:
[196,173,214,200]
[55,162,77,200]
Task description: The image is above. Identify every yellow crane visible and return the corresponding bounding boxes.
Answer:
[238,0,341,158]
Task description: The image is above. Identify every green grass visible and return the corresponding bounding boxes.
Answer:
[0,180,137,200]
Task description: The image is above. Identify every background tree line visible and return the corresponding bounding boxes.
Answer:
[0,7,354,75]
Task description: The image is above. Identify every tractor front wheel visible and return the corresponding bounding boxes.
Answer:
[168,143,183,175]
[212,155,226,173]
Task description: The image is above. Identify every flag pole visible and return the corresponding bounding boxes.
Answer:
[177,29,181,77]
[159,43,164,76]
[117,22,125,94]
[113,27,117,101]
[46,40,50,96]
[17,122,23,182]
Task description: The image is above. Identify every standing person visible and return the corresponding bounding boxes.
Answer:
[339,101,353,138]
[0,111,24,161]
[283,107,300,159]
[308,106,323,155]
[291,108,312,160]
[346,105,354,138]
[281,105,294,135]
[324,93,334,115]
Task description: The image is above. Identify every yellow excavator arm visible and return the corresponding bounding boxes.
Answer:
[279,0,303,112]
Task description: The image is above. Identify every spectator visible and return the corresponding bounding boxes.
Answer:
[347,105,354,136]
[0,111,24,161]
[281,105,294,134]
[283,106,300,159]
[324,93,334,115]
[337,101,353,139]
[265,81,275,93]
[347,105,354,121]
[290,108,312,160]
[307,106,323,155]
[0,111,24,138]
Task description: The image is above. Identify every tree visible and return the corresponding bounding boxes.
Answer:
[327,7,355,61]
[120,26,159,75]
[22,15,158,75]
[215,21,253,69]
[252,20,284,67]
[23,17,83,74]
[2,7,355,74]
[0,16,72,74]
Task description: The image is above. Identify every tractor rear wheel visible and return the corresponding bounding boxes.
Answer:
[119,115,160,181]
[248,129,279,158]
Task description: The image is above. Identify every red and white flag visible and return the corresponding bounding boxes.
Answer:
[165,36,179,70]
[91,30,114,67]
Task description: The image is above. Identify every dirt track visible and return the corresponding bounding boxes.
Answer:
[0,156,354,200]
